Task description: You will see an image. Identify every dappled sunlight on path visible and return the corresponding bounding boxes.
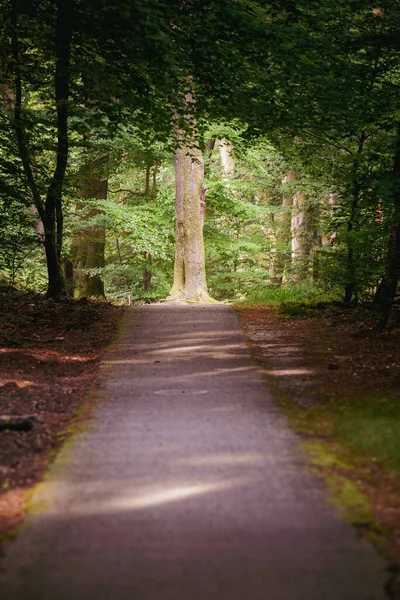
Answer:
[0,305,387,600]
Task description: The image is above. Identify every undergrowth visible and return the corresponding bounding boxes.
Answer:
[237,282,343,309]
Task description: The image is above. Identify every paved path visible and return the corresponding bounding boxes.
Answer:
[1,305,387,599]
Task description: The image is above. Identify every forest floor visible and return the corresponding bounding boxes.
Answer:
[1,293,400,589]
[0,290,124,548]
[236,303,400,590]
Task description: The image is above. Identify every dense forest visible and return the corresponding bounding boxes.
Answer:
[1,0,400,327]
[2,1,400,579]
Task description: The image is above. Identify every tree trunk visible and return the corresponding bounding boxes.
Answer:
[9,0,73,300]
[204,138,216,177]
[167,140,213,303]
[0,86,45,252]
[143,252,152,292]
[343,180,361,305]
[374,127,400,328]
[166,84,214,303]
[343,136,366,305]
[291,191,311,271]
[43,0,73,299]
[280,171,312,282]
[271,188,293,284]
[72,159,107,298]
[142,160,160,293]
[218,138,235,177]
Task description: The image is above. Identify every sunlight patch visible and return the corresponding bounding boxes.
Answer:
[154,389,208,396]
[270,368,315,376]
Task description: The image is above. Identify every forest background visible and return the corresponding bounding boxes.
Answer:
[1,0,400,576]
[0,0,399,329]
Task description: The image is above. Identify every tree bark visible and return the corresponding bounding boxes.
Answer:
[167,88,214,303]
[343,179,361,305]
[0,86,45,252]
[204,138,216,177]
[9,0,73,300]
[142,160,160,293]
[343,136,366,305]
[271,173,294,284]
[218,138,235,177]
[72,158,107,298]
[167,141,213,302]
[374,127,400,328]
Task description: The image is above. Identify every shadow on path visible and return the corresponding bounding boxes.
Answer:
[0,305,388,599]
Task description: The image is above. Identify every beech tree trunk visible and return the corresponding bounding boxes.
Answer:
[167,141,213,302]
[218,138,235,177]
[271,178,293,284]
[343,136,366,305]
[291,191,311,268]
[374,127,400,328]
[72,159,107,298]
[142,160,160,293]
[166,83,214,303]
[276,171,311,282]
[343,180,361,305]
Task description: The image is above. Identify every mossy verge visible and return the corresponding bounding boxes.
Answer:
[264,372,376,522]
[237,323,394,562]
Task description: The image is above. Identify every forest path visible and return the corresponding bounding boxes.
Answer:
[0,305,387,599]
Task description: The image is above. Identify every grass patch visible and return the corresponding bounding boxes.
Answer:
[286,394,400,553]
[301,441,372,522]
[237,282,342,308]
[264,374,378,524]
[331,396,400,472]
[288,394,400,473]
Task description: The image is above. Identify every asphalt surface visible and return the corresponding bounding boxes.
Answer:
[0,305,388,599]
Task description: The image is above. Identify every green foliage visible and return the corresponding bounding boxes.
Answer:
[204,145,271,299]
[238,282,342,307]
[1,0,399,316]
[0,199,46,290]
[70,148,176,301]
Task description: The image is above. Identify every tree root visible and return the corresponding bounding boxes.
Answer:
[164,289,218,304]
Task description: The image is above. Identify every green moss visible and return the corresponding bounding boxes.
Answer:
[302,441,351,470]
[24,484,52,516]
[301,441,371,521]
[252,360,378,528]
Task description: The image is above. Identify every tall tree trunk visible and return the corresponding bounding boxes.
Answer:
[143,252,152,292]
[218,138,235,177]
[0,86,45,252]
[72,158,107,298]
[271,179,293,285]
[43,0,73,299]
[271,171,296,283]
[168,141,213,302]
[167,87,214,303]
[374,127,400,328]
[281,171,312,282]
[9,0,73,300]
[204,138,216,177]
[343,180,361,305]
[142,159,160,293]
[343,135,366,305]
[291,191,310,265]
